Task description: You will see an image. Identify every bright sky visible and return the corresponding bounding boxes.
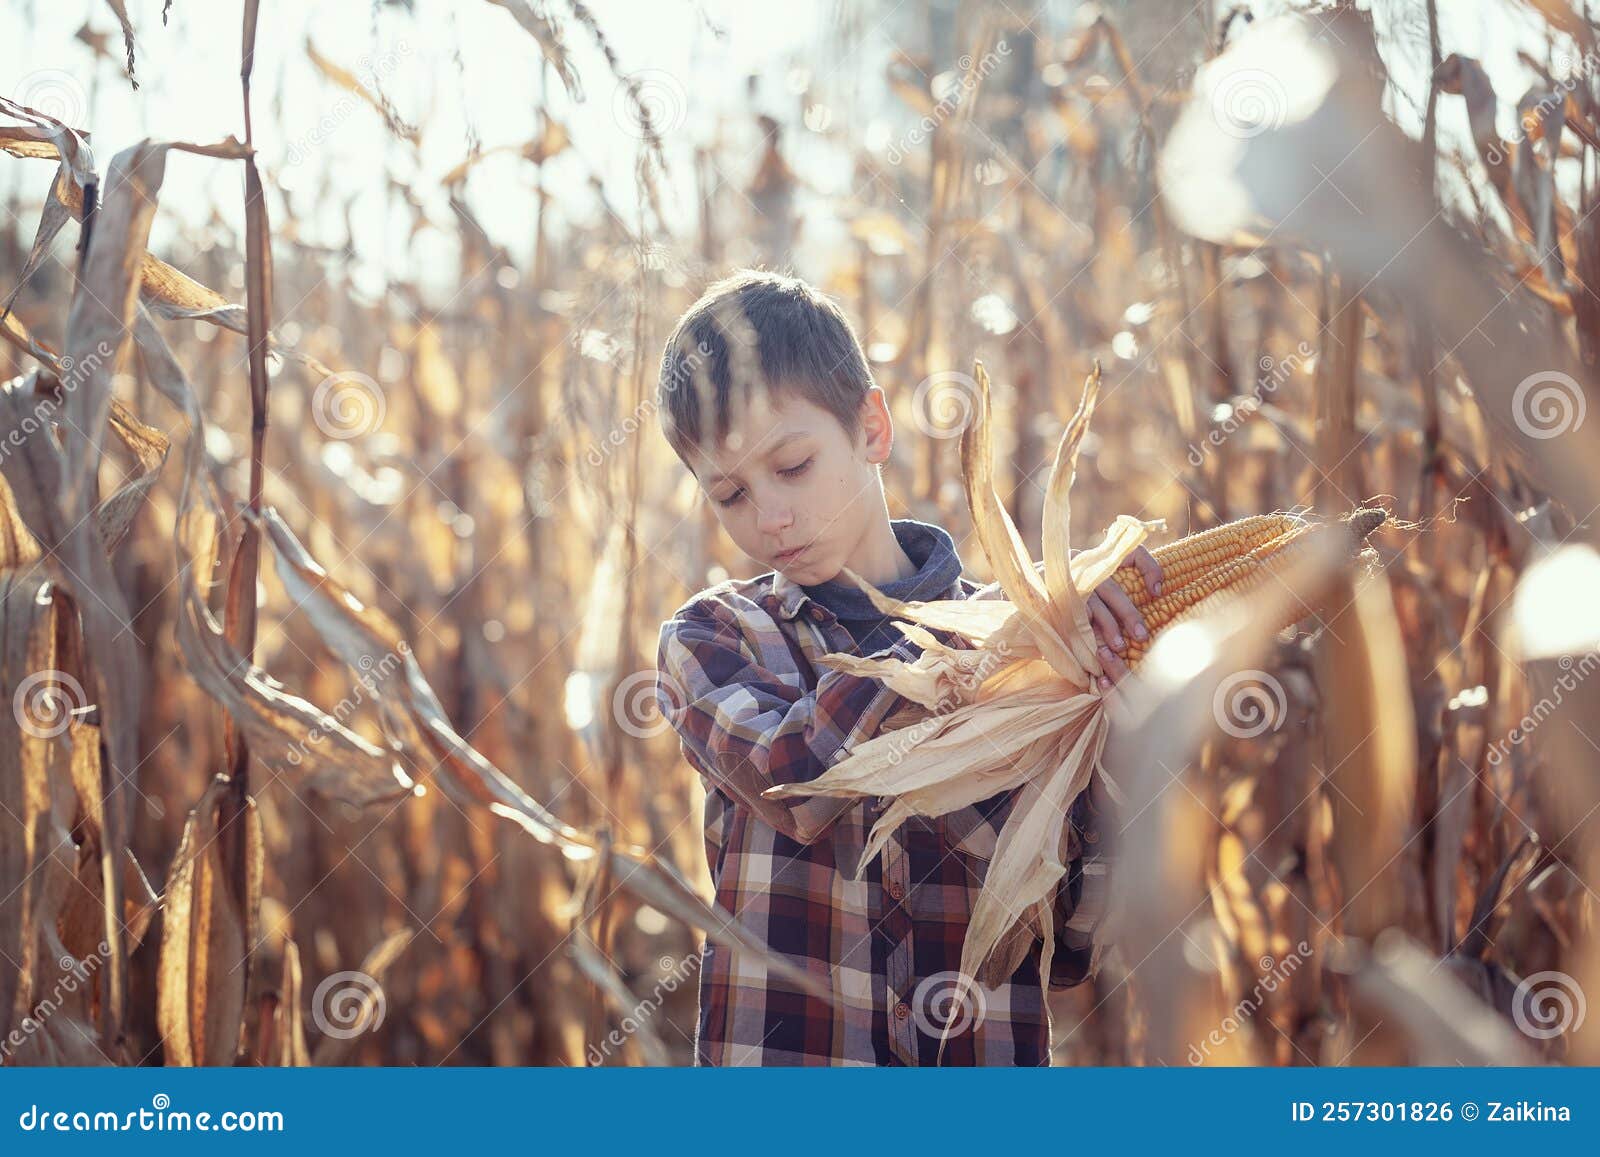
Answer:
[0,0,1583,304]
[0,0,840,301]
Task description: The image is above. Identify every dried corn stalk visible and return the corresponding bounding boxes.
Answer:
[156,772,263,1066]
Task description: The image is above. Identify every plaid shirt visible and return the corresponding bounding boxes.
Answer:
[655,561,1111,1066]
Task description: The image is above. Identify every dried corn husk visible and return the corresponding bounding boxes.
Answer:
[766,360,1163,1057]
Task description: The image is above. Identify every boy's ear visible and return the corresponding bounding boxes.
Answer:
[859,385,894,465]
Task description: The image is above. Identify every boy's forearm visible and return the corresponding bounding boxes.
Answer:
[661,608,921,844]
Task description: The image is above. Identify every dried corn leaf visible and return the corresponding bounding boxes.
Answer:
[0,309,57,368]
[52,706,158,969]
[0,377,170,560]
[1040,367,1098,647]
[485,0,583,100]
[960,362,1087,680]
[280,940,312,1067]
[839,575,1021,645]
[441,115,570,186]
[0,98,93,324]
[951,711,1106,1002]
[771,678,1092,859]
[1,570,88,1056]
[1,168,78,322]
[0,472,43,571]
[0,125,76,161]
[58,840,158,962]
[156,773,263,1066]
[569,931,670,1066]
[307,37,420,144]
[0,121,331,378]
[254,938,312,1067]
[0,95,93,179]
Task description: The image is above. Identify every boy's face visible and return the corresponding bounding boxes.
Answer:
[686,385,892,584]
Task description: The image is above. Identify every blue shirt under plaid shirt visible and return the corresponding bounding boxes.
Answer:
[654,523,1111,1066]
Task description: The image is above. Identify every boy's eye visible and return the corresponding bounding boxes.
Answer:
[711,458,810,508]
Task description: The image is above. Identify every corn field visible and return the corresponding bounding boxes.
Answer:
[1,0,1597,1068]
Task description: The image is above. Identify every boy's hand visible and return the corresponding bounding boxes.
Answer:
[1085,545,1162,692]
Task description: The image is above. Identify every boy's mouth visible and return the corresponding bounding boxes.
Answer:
[774,543,810,566]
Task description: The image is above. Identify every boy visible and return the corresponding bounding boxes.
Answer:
[653,270,1160,1066]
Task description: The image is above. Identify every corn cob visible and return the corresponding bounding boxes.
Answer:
[1121,508,1386,666]
[1111,512,1305,607]
[1111,514,1311,634]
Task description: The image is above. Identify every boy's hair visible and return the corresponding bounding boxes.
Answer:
[657,269,874,468]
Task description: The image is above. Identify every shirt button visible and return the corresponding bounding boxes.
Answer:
[893,1001,911,1021]
[887,879,905,901]
[810,608,827,622]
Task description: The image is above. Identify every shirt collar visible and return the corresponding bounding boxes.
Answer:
[772,567,813,620]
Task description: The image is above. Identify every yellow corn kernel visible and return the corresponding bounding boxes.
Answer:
[1112,513,1305,605]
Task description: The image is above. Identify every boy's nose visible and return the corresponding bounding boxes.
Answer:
[754,501,793,536]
